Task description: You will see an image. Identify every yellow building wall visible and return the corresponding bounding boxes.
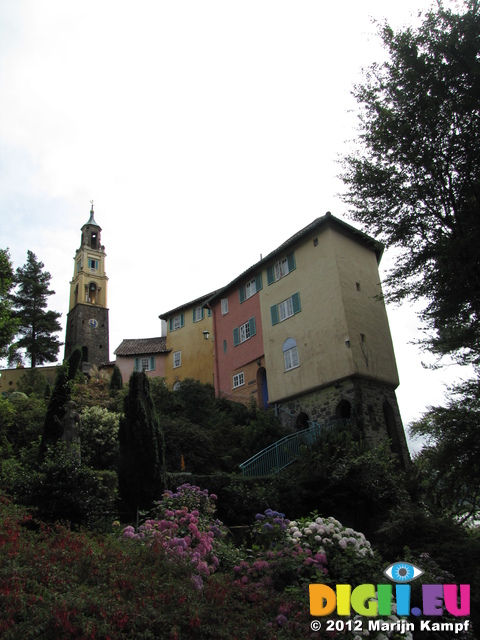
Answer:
[333,228,399,386]
[260,225,399,404]
[69,245,108,311]
[164,309,215,388]
[0,366,58,395]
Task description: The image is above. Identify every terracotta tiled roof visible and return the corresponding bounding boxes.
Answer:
[114,337,168,356]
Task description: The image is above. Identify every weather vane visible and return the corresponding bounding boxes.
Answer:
[90,199,94,211]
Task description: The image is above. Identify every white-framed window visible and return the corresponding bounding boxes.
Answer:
[275,257,289,281]
[245,278,257,299]
[173,381,181,391]
[267,252,296,285]
[239,274,262,303]
[173,351,181,368]
[88,258,99,271]
[134,356,156,372]
[271,293,301,325]
[283,337,299,371]
[233,372,245,388]
[233,317,256,346]
[240,322,251,342]
[193,306,204,322]
[170,314,184,331]
[278,297,294,322]
[221,298,229,315]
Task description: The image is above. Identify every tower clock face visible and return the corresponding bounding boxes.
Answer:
[89,318,98,328]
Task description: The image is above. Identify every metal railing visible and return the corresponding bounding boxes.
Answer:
[239,419,348,477]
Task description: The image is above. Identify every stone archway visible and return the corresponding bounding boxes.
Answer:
[295,411,310,431]
[335,399,352,420]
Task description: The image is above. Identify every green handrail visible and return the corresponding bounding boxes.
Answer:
[239,419,348,477]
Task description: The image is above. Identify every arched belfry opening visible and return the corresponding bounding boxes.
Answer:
[88,282,97,304]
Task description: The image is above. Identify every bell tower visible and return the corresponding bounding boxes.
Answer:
[64,203,109,371]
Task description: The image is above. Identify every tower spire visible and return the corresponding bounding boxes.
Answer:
[87,200,98,226]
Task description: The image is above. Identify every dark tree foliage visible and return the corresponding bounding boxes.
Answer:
[109,364,124,394]
[410,378,480,523]
[0,248,19,360]
[39,348,82,462]
[118,372,166,517]
[340,0,480,364]
[9,250,62,367]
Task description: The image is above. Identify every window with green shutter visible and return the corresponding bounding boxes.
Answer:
[271,304,279,325]
[271,293,301,324]
[292,292,301,314]
[234,317,256,345]
[193,307,204,322]
[267,252,296,284]
[170,314,185,331]
[240,274,263,302]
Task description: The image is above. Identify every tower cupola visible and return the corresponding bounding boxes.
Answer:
[81,202,103,251]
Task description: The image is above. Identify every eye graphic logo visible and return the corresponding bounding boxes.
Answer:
[384,562,424,583]
[310,560,470,618]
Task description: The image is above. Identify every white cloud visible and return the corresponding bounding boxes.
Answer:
[1,0,464,455]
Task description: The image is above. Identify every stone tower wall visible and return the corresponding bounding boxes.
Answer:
[65,304,109,367]
[276,376,410,468]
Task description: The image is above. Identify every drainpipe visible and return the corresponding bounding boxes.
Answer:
[206,302,220,396]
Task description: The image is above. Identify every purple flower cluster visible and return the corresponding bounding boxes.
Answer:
[157,483,218,520]
[122,484,225,586]
[253,509,290,548]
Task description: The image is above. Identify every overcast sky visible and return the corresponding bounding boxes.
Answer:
[0,0,472,453]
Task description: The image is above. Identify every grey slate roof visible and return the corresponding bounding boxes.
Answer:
[159,290,219,320]
[114,337,168,356]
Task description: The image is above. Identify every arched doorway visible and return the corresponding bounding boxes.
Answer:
[295,411,310,431]
[335,399,352,420]
[256,367,268,409]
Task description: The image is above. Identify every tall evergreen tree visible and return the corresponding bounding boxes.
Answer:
[0,248,19,360]
[10,250,62,367]
[340,0,480,365]
[109,364,124,394]
[118,372,166,517]
[39,347,82,462]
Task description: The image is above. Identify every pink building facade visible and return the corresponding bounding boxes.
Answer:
[114,337,169,383]
[209,270,267,407]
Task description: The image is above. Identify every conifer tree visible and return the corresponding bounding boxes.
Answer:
[109,364,124,394]
[118,372,166,517]
[0,248,19,360]
[9,250,62,367]
[39,347,82,462]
